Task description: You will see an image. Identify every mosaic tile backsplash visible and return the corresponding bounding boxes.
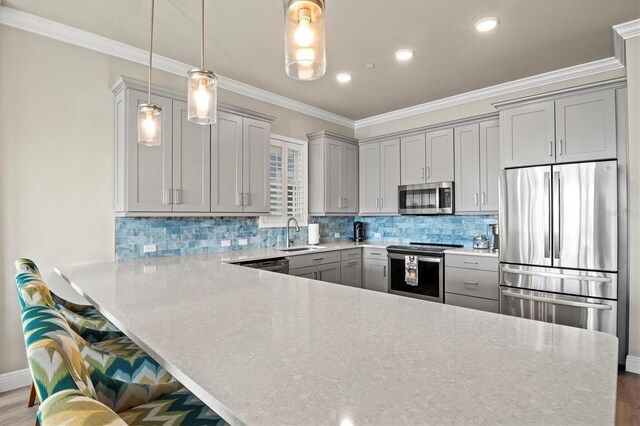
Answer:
[115,215,497,260]
[115,216,354,260]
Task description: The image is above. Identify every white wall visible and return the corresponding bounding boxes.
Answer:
[0,25,353,375]
[625,35,639,367]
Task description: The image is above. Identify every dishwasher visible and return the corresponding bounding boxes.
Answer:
[233,257,289,274]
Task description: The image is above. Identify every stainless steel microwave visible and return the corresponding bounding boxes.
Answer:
[398,182,454,215]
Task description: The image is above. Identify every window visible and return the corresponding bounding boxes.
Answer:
[260,135,308,227]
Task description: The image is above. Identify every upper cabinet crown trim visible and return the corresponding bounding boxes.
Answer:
[111,76,276,123]
[492,78,627,110]
[307,131,358,145]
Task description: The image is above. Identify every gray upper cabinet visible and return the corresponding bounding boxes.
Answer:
[501,100,555,168]
[359,139,400,215]
[400,129,454,185]
[400,133,426,184]
[454,120,500,213]
[211,111,243,213]
[426,128,454,182]
[124,89,173,212]
[211,112,271,214]
[500,88,617,168]
[241,118,270,213]
[308,131,359,215]
[479,120,500,211]
[112,76,273,216]
[454,123,480,212]
[172,100,211,213]
[554,89,616,163]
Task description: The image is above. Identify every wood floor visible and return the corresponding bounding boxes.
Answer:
[1,372,639,425]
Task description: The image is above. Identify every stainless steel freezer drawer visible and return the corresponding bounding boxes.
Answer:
[499,287,617,335]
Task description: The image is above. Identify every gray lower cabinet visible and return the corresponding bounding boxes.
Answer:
[308,132,359,215]
[454,119,499,213]
[444,253,498,313]
[363,259,388,293]
[341,259,362,288]
[359,139,400,214]
[317,262,341,284]
[500,88,617,168]
[289,265,317,280]
[400,129,454,185]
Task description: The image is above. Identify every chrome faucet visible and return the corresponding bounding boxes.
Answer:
[286,217,300,248]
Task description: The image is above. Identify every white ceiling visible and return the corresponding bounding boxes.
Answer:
[3,0,639,120]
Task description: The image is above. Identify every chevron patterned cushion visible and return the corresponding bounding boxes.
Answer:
[37,389,126,426]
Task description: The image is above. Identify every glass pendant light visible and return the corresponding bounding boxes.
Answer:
[138,0,162,146]
[284,0,326,81]
[188,0,217,125]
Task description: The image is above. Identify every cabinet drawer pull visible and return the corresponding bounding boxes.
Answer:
[244,193,250,206]
[381,198,384,209]
[420,167,425,180]
[427,166,431,179]
[463,261,478,265]
[370,252,381,256]
[376,198,379,208]
[558,139,563,155]
[481,192,486,206]
[549,141,553,156]
[383,265,387,277]
[347,261,358,266]
[165,189,173,205]
[474,193,478,206]
[463,281,478,286]
[313,257,324,262]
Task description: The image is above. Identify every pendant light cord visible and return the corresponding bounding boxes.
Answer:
[148,0,155,104]
[200,0,205,69]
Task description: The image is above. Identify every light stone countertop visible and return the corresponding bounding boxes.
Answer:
[56,250,618,425]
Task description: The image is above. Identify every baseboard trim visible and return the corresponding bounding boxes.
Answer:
[0,368,31,393]
[626,355,640,374]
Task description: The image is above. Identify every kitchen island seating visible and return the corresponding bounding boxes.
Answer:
[21,304,226,425]
[16,258,121,342]
[15,273,183,410]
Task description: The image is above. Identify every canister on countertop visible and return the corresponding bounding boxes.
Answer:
[473,235,490,250]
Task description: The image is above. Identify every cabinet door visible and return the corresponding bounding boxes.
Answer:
[454,123,480,212]
[380,139,400,214]
[211,111,243,212]
[359,143,381,214]
[400,133,426,184]
[325,138,342,212]
[242,118,270,213]
[364,259,388,293]
[555,89,616,163]
[341,260,362,288]
[172,100,211,212]
[317,262,341,284]
[479,119,500,211]
[426,128,454,182]
[289,265,317,280]
[501,100,555,168]
[126,90,173,212]
[342,143,359,213]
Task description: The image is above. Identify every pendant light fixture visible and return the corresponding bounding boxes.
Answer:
[138,0,162,146]
[284,0,326,81]
[187,0,217,125]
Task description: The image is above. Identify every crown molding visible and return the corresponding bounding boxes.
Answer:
[354,56,623,129]
[0,5,354,129]
[1,6,635,133]
[613,19,640,40]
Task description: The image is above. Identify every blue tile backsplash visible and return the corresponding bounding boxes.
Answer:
[115,215,497,260]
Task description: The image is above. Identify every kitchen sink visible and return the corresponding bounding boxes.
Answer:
[277,246,325,252]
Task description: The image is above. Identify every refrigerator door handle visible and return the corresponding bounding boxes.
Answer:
[544,172,551,259]
[500,266,613,283]
[553,171,561,260]
[501,290,612,310]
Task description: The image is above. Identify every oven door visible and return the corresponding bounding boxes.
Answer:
[388,253,443,302]
[499,287,617,335]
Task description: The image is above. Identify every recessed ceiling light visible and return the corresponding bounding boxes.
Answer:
[394,49,414,61]
[365,63,375,69]
[474,17,499,32]
[336,73,352,83]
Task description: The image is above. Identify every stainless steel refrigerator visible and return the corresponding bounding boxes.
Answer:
[498,160,619,339]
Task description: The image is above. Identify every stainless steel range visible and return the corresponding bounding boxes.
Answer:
[387,243,463,303]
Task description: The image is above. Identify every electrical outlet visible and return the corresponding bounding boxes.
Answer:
[373,232,382,238]
[143,265,157,273]
[143,244,156,253]
[221,240,231,247]
[238,238,248,246]
[334,232,341,238]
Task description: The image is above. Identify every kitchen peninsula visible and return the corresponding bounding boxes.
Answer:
[56,251,618,425]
